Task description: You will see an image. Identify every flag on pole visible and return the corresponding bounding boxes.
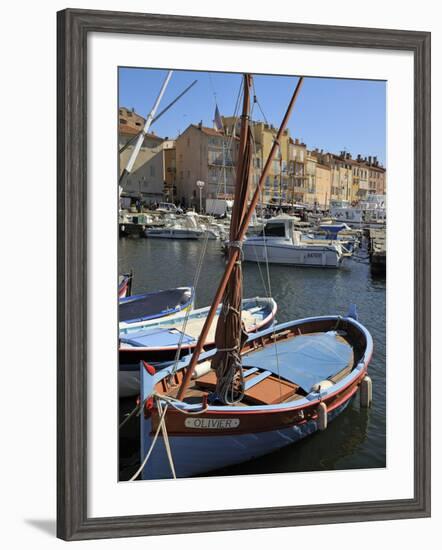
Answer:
[213,104,224,132]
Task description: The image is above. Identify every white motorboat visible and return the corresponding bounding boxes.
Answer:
[242,215,349,267]
[144,212,204,239]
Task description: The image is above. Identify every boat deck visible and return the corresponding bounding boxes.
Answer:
[180,309,257,340]
[163,331,354,407]
[120,309,259,348]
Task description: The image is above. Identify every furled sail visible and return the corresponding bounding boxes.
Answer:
[211,74,253,404]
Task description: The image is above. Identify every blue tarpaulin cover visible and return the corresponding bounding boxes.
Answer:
[242,331,353,393]
[120,327,194,348]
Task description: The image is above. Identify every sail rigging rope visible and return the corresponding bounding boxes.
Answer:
[129,398,171,481]
[156,398,177,479]
[128,390,210,480]
[248,88,283,400]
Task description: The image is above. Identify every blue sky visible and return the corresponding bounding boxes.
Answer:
[119,67,386,165]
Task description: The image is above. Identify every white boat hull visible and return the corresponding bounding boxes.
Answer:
[243,240,343,267]
[145,228,203,239]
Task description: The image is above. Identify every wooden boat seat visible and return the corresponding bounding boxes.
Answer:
[243,367,259,378]
[244,370,272,390]
[194,368,299,405]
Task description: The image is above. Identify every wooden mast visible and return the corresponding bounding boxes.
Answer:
[210,74,253,403]
[176,76,304,401]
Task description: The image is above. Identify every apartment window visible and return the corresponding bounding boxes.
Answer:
[150,166,155,177]
[119,118,127,124]
[208,149,223,165]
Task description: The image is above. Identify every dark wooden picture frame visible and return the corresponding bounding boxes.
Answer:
[57,8,431,541]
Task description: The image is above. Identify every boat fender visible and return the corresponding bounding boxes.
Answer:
[192,361,212,379]
[143,361,156,376]
[360,375,373,408]
[311,380,334,393]
[318,402,328,431]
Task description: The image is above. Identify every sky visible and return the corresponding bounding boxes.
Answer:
[119,67,386,165]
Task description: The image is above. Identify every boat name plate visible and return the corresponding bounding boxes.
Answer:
[184,417,240,429]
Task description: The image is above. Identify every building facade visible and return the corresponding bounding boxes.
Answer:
[287,138,307,204]
[175,123,239,210]
[163,140,177,203]
[222,117,293,205]
[119,123,166,203]
[119,107,145,131]
[118,106,387,209]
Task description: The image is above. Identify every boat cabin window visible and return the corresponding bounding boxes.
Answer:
[259,223,286,237]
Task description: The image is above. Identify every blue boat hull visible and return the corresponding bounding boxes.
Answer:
[141,400,350,479]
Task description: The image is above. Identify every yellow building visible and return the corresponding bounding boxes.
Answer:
[329,153,353,202]
[222,117,291,205]
[288,138,307,204]
[367,157,386,195]
[175,123,239,210]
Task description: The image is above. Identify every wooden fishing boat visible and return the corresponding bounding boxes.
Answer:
[139,312,373,479]
[119,297,277,397]
[133,74,373,481]
[118,272,133,299]
[119,287,194,329]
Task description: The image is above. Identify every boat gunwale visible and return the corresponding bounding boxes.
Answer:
[149,378,364,437]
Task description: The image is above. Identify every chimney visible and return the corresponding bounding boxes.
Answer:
[198,120,203,129]
[295,138,299,145]
[368,156,372,165]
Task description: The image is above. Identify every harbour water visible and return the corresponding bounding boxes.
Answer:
[118,237,386,480]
